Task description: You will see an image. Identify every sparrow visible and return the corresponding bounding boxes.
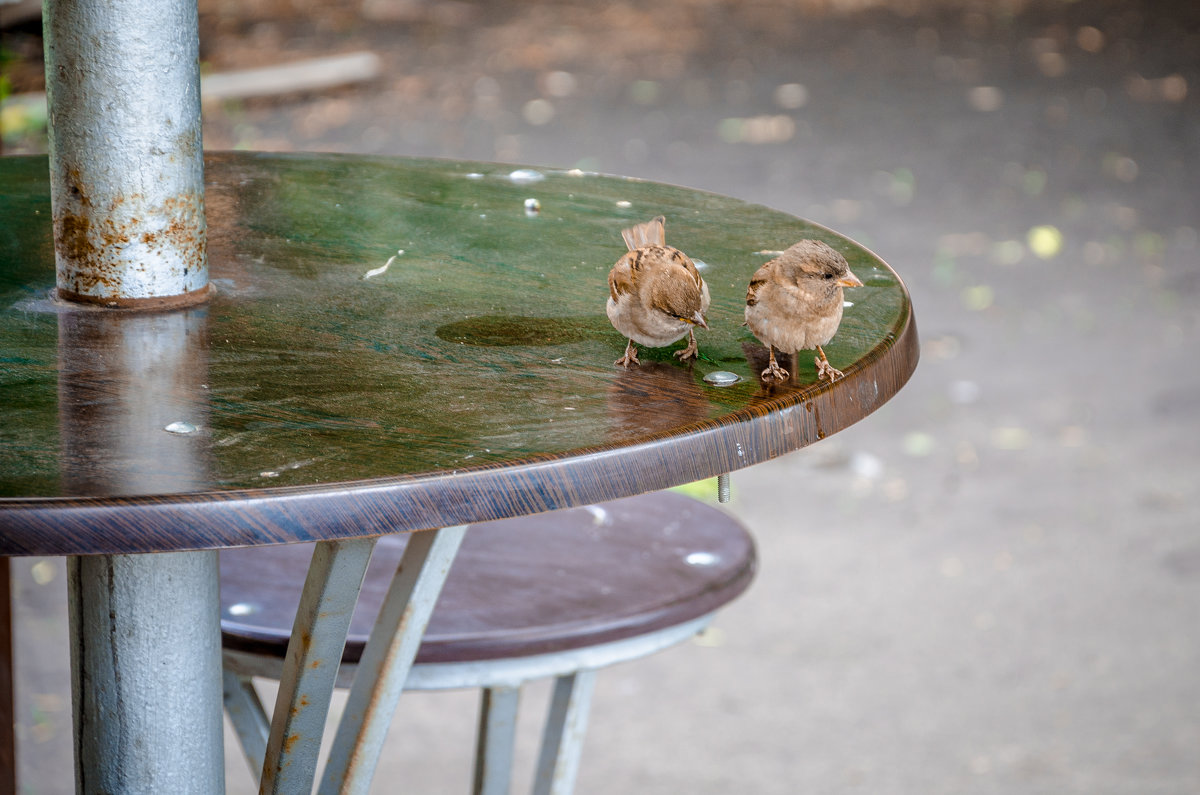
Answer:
[606,215,710,368]
[744,239,863,382]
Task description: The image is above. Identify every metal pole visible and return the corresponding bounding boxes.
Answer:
[0,559,13,795]
[43,0,209,307]
[532,671,597,795]
[58,306,221,793]
[223,671,271,783]
[45,0,217,784]
[68,552,224,793]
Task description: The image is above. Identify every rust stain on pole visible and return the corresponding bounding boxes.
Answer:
[44,0,210,309]
[54,191,211,309]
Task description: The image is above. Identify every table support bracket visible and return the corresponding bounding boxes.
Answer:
[260,537,377,794]
[319,524,468,794]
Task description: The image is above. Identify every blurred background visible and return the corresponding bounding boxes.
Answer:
[3,0,1198,792]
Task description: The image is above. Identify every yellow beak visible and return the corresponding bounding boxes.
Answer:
[838,270,863,288]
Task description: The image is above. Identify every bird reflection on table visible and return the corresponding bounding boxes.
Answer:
[605,361,709,440]
[740,341,799,394]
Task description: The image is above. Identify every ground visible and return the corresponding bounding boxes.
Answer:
[4,0,1199,792]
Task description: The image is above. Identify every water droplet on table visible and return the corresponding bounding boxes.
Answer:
[703,371,741,386]
[509,169,545,184]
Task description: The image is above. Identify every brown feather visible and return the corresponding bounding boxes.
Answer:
[745,270,768,306]
[648,277,700,319]
[621,215,666,251]
[608,255,636,301]
[607,215,709,362]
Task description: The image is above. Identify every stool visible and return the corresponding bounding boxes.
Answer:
[220,491,756,794]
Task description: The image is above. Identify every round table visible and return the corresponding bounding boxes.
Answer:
[0,152,917,791]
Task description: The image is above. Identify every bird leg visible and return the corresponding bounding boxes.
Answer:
[674,328,700,361]
[815,345,845,381]
[760,346,790,381]
[615,339,641,368]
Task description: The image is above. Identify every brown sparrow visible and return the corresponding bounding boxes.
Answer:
[744,239,863,382]
[606,215,710,368]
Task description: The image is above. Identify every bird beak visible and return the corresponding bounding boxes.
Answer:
[691,311,709,330]
[838,270,863,288]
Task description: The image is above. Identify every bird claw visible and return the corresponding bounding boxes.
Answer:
[614,353,640,368]
[760,362,789,381]
[615,340,640,368]
[674,330,699,361]
[815,356,845,382]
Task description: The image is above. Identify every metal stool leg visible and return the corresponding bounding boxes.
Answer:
[474,685,521,795]
[532,670,598,795]
[222,671,269,783]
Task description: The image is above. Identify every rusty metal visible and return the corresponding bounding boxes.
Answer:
[43,0,208,306]
[259,538,376,795]
[319,524,468,795]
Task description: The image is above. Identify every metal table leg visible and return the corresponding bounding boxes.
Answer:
[319,525,468,794]
[68,552,224,794]
[223,670,272,779]
[260,538,378,794]
[229,526,466,793]
[0,559,14,795]
[46,0,217,781]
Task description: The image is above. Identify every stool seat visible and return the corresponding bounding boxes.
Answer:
[220,491,756,794]
[220,491,756,668]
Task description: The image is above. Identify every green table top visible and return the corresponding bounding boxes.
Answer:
[0,152,917,554]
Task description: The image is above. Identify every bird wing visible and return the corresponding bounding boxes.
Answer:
[668,247,704,290]
[621,215,667,251]
[608,253,637,302]
[745,261,773,306]
[630,246,702,287]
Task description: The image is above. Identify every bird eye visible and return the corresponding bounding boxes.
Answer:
[824,273,834,280]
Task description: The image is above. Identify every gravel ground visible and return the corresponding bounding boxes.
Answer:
[6,0,1200,792]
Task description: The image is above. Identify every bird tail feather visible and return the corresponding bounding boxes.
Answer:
[621,216,666,250]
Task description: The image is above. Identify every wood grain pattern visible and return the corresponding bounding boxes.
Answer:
[220,492,756,663]
[0,153,918,554]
